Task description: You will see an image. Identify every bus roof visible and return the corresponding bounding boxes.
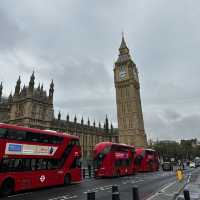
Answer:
[95,141,135,149]
[0,123,79,139]
[135,147,156,155]
[136,147,155,151]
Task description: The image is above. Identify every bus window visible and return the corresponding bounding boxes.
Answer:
[115,159,122,167]
[51,136,63,144]
[37,159,48,170]
[14,159,23,171]
[7,129,26,141]
[1,158,9,172]
[26,132,41,142]
[0,128,7,138]
[31,159,37,171]
[23,159,31,171]
[47,159,59,169]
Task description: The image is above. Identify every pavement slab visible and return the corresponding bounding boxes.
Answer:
[176,168,200,200]
[146,180,187,200]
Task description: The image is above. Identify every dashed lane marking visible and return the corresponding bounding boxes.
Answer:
[122,179,144,185]
[48,194,77,200]
[83,184,116,194]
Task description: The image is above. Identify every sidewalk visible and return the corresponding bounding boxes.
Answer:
[147,179,187,200]
[176,168,200,200]
[147,172,189,200]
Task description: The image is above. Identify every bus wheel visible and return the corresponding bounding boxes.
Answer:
[64,174,71,185]
[1,178,15,196]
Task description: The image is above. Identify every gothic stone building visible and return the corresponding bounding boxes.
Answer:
[0,36,147,159]
[0,74,118,160]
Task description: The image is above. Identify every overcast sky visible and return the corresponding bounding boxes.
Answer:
[0,0,200,141]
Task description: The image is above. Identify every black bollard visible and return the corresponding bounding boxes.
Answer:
[87,191,95,200]
[112,185,118,193]
[112,185,120,200]
[183,189,190,200]
[132,186,139,200]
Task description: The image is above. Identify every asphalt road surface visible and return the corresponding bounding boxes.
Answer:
[1,170,190,200]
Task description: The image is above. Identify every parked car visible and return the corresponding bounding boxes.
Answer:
[162,162,173,171]
[189,162,196,168]
[194,158,200,167]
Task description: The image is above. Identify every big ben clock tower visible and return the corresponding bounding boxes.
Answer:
[114,35,147,147]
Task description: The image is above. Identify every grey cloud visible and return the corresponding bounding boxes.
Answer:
[0,5,26,51]
[162,109,182,122]
[0,0,200,140]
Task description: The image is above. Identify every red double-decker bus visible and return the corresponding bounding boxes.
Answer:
[0,123,81,196]
[134,148,159,172]
[93,142,135,178]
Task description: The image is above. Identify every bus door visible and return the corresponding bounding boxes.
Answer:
[69,154,81,182]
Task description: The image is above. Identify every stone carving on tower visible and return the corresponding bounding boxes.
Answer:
[114,35,147,147]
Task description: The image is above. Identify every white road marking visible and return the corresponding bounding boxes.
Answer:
[8,192,33,198]
[48,195,77,200]
[83,184,116,194]
[145,181,176,200]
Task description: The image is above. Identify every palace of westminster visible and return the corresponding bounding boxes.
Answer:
[0,36,147,159]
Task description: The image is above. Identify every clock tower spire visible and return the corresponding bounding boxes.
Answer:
[114,35,147,147]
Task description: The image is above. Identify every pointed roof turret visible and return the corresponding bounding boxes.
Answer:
[49,79,54,102]
[105,115,109,133]
[29,71,35,93]
[120,32,128,49]
[110,123,113,133]
[14,76,21,96]
[50,79,54,89]
[87,117,90,126]
[99,121,101,129]
[74,115,77,123]
[30,71,35,83]
[93,119,96,128]
[37,83,41,91]
[41,84,43,92]
[58,111,61,120]
[116,34,132,64]
[81,116,84,125]
[21,84,26,96]
[66,113,69,122]
[8,91,13,102]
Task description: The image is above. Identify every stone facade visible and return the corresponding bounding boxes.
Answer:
[114,35,147,147]
[0,73,118,160]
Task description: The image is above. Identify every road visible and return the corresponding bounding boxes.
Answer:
[1,170,190,200]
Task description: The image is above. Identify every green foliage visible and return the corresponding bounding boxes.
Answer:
[150,139,200,161]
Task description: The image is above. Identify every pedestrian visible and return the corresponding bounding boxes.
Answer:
[176,168,184,182]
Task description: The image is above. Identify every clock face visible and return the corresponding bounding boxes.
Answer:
[119,65,126,80]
